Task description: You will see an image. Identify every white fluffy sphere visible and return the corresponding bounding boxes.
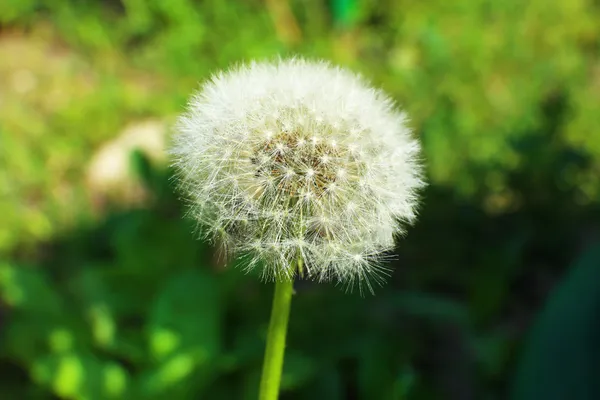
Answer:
[171,58,424,292]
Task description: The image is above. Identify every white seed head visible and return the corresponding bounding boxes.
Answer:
[170,58,425,293]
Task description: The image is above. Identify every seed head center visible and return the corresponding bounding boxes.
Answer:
[251,130,341,198]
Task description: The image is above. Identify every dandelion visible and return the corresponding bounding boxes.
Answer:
[171,58,424,288]
[170,58,425,399]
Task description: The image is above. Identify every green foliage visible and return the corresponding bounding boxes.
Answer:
[511,245,600,400]
[1,0,600,398]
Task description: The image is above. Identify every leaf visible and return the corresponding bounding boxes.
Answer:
[139,268,222,395]
[31,352,129,400]
[331,0,358,27]
[147,269,221,358]
[511,244,600,400]
[0,263,62,315]
[0,263,70,363]
[280,352,316,391]
[140,350,207,395]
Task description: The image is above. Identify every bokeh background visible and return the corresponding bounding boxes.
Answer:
[1,0,600,399]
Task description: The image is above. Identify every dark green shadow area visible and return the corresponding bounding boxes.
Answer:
[2,124,600,399]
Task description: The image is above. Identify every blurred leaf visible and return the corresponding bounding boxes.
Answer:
[148,269,221,357]
[358,341,408,400]
[0,263,61,315]
[393,365,417,398]
[88,303,116,349]
[31,352,129,400]
[48,328,75,353]
[130,150,155,190]
[140,350,205,395]
[472,331,512,379]
[140,269,221,395]
[0,0,38,23]
[511,244,600,400]
[331,0,358,27]
[280,352,316,390]
[150,328,180,360]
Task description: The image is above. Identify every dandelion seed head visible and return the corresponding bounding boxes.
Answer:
[170,58,425,293]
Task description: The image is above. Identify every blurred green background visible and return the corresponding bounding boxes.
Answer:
[1,0,600,399]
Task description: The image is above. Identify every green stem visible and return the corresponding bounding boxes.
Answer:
[258,273,295,400]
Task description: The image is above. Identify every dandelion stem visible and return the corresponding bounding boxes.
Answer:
[258,263,297,400]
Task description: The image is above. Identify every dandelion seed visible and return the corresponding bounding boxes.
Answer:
[170,58,425,292]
